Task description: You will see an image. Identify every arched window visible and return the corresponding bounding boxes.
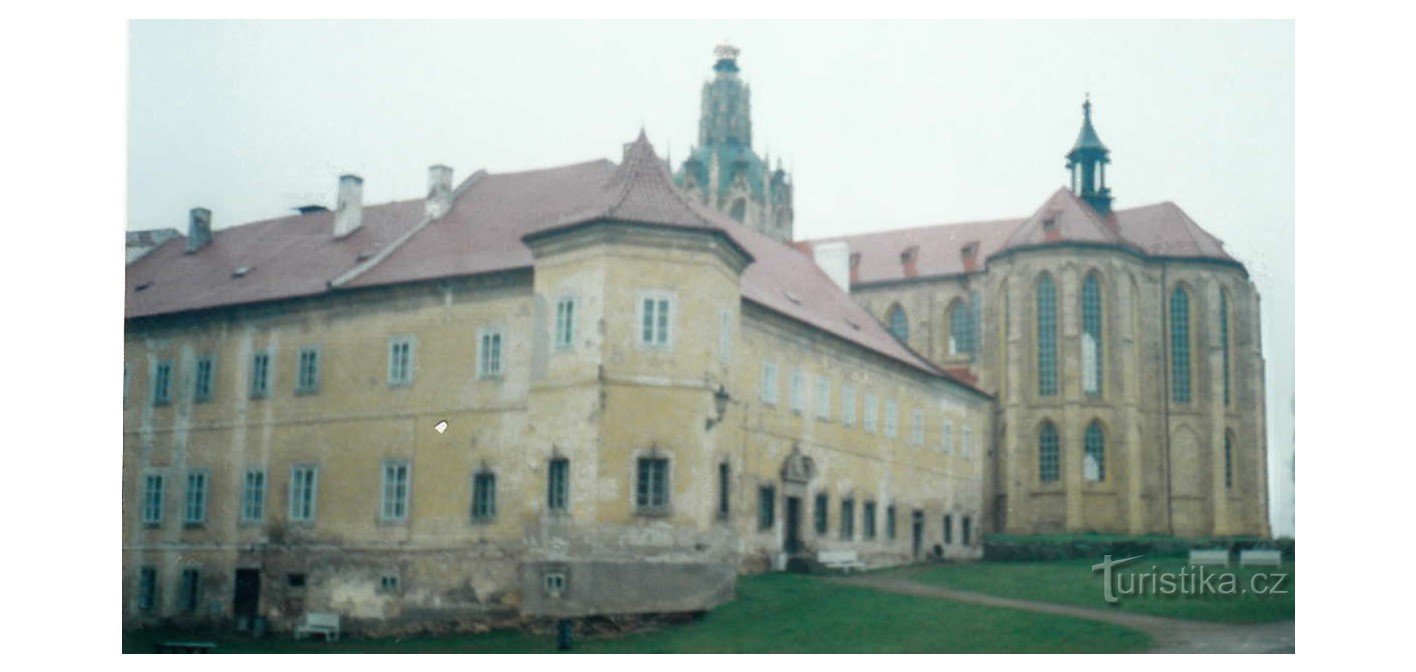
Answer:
[949,299,974,357]
[1038,421,1060,483]
[1220,290,1231,406]
[1036,274,1058,396]
[1083,420,1105,482]
[1081,273,1103,396]
[1170,286,1191,403]
[1224,431,1235,490]
[887,304,909,343]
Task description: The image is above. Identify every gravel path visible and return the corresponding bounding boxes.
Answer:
[835,572,1294,654]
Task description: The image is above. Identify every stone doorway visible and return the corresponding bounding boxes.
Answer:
[784,496,803,554]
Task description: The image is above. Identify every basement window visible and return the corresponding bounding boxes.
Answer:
[543,572,567,598]
[379,575,400,593]
[287,573,307,588]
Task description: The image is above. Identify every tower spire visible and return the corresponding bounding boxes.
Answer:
[1066,95,1113,215]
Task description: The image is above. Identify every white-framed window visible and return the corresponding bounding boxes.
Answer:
[250,350,271,399]
[194,355,215,403]
[388,336,414,386]
[137,566,158,612]
[760,362,778,405]
[152,359,173,406]
[718,309,732,362]
[554,297,576,351]
[911,409,924,445]
[963,425,975,458]
[548,457,570,512]
[842,385,856,427]
[381,459,410,522]
[141,473,164,525]
[241,469,265,523]
[184,470,208,525]
[863,393,878,433]
[477,328,504,378]
[815,377,831,420]
[637,291,674,348]
[943,421,955,454]
[289,464,318,523]
[790,370,806,413]
[472,469,497,522]
[884,398,898,438]
[296,346,321,395]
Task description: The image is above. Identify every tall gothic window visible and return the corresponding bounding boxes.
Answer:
[1082,273,1103,396]
[1224,430,1235,490]
[1083,420,1105,482]
[1170,286,1192,403]
[1036,274,1058,397]
[887,304,909,343]
[1038,421,1060,483]
[1220,290,1232,406]
[949,298,975,358]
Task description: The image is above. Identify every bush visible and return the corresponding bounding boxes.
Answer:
[982,533,1294,562]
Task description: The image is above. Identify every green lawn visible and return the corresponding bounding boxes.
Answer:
[902,558,1295,623]
[124,572,1150,653]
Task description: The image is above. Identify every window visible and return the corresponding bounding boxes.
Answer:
[250,350,271,398]
[194,356,214,403]
[949,298,975,357]
[863,500,877,540]
[639,292,673,347]
[887,304,909,343]
[1220,291,1232,405]
[718,309,732,362]
[841,385,856,427]
[472,470,497,522]
[814,492,829,535]
[241,470,265,523]
[141,473,164,525]
[886,504,897,540]
[381,460,410,522]
[554,297,576,350]
[840,498,855,540]
[1039,422,1060,483]
[635,457,669,513]
[911,409,924,445]
[864,393,878,433]
[124,362,130,408]
[716,462,729,520]
[815,378,831,420]
[884,399,898,438]
[388,337,414,386]
[962,426,974,458]
[1084,421,1106,482]
[1082,273,1103,396]
[944,514,954,544]
[138,566,157,612]
[962,516,972,545]
[287,574,306,588]
[184,470,208,525]
[478,329,504,378]
[379,575,400,593]
[543,572,567,597]
[790,370,805,413]
[1225,431,1235,490]
[152,359,172,406]
[1036,274,1058,396]
[1170,286,1192,403]
[549,458,570,513]
[179,568,200,614]
[296,346,321,395]
[943,421,954,454]
[758,485,776,530]
[760,362,778,404]
[289,464,318,522]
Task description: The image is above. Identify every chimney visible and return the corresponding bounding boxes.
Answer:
[901,245,920,279]
[186,207,212,253]
[961,242,980,273]
[812,241,852,293]
[426,165,453,218]
[334,174,364,238]
[850,252,862,286]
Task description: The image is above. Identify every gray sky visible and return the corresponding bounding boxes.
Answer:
[128,20,1294,535]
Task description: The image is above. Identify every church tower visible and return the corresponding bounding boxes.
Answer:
[1066,96,1114,215]
[675,43,795,242]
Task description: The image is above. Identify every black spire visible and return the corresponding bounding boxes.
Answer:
[1066,95,1113,215]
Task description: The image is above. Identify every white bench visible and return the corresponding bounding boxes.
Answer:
[1188,548,1230,567]
[293,612,341,641]
[817,550,866,573]
[1239,549,1283,567]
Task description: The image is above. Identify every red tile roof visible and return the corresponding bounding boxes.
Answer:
[800,188,1240,286]
[126,133,966,387]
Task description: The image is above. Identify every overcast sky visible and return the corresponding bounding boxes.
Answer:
[128,20,1294,535]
